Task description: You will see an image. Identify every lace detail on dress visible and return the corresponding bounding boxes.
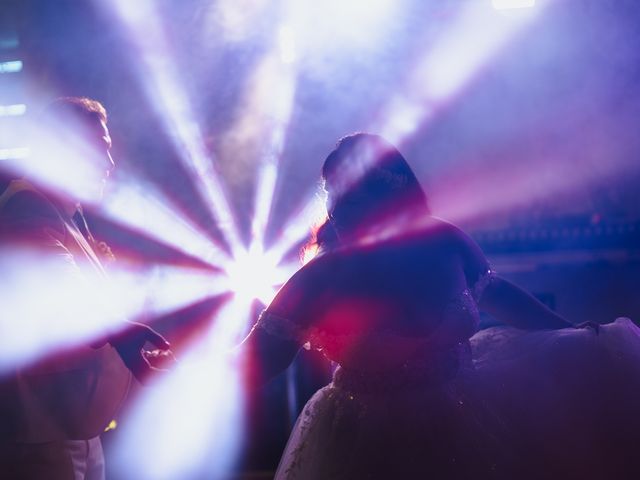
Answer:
[257,311,357,351]
[447,288,480,318]
[333,342,472,394]
[304,327,367,353]
[256,311,308,343]
[471,268,496,303]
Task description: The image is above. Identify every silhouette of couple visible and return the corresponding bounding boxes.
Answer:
[2,98,640,479]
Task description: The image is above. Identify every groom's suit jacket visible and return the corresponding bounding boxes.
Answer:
[0,179,131,442]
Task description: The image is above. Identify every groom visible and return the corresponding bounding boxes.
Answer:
[0,97,171,479]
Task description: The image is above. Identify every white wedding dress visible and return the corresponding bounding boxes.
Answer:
[260,272,640,479]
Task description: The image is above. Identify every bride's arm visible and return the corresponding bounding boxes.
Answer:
[238,321,301,388]
[478,276,572,330]
[236,263,319,387]
[453,225,573,330]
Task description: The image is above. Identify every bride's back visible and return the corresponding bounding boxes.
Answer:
[274,220,479,371]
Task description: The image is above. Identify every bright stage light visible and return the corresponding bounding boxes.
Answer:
[0,147,29,160]
[0,104,26,116]
[493,0,536,10]
[0,60,23,73]
[224,243,292,306]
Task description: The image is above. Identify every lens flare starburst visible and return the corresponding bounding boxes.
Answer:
[224,243,289,306]
[3,0,564,478]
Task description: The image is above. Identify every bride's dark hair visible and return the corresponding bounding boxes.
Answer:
[304,133,429,257]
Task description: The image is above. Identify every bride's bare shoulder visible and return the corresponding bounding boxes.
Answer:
[411,216,469,245]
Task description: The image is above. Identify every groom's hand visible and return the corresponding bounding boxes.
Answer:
[109,321,175,383]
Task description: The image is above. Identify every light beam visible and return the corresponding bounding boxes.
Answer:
[373,0,549,145]
[97,0,244,254]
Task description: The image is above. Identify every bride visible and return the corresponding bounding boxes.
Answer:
[240,133,640,479]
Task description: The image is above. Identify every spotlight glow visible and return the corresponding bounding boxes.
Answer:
[493,0,536,10]
[224,243,295,306]
[0,60,23,73]
[0,104,27,116]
